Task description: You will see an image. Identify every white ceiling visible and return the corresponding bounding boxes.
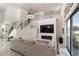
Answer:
[0,3,65,14]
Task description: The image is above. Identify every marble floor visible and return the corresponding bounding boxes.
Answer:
[0,38,70,56]
[57,48,70,56]
[0,38,21,56]
[57,44,70,56]
[0,49,21,56]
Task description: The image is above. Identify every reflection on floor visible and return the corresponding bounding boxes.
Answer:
[57,48,70,56]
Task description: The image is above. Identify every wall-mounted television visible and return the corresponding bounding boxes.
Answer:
[40,24,54,33]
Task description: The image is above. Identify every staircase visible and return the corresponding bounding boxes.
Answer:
[8,19,31,38]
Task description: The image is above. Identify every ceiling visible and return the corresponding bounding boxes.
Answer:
[0,3,71,25]
[64,3,73,17]
[0,3,65,14]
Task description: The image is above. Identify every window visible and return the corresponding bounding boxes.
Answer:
[72,9,79,56]
[66,19,71,53]
[66,7,79,56]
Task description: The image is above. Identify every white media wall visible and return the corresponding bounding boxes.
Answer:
[37,18,57,49]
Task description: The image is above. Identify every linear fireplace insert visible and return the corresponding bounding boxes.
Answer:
[41,36,52,40]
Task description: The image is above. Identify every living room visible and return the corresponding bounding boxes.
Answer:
[0,3,78,56]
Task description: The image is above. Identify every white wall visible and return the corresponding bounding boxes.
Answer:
[17,24,31,40]
[30,21,38,40]
[34,12,45,20]
[17,20,38,40]
[3,6,28,23]
[4,7,21,22]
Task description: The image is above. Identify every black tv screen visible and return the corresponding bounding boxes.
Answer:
[40,24,54,33]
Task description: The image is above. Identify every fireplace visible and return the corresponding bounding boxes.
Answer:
[41,36,52,40]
